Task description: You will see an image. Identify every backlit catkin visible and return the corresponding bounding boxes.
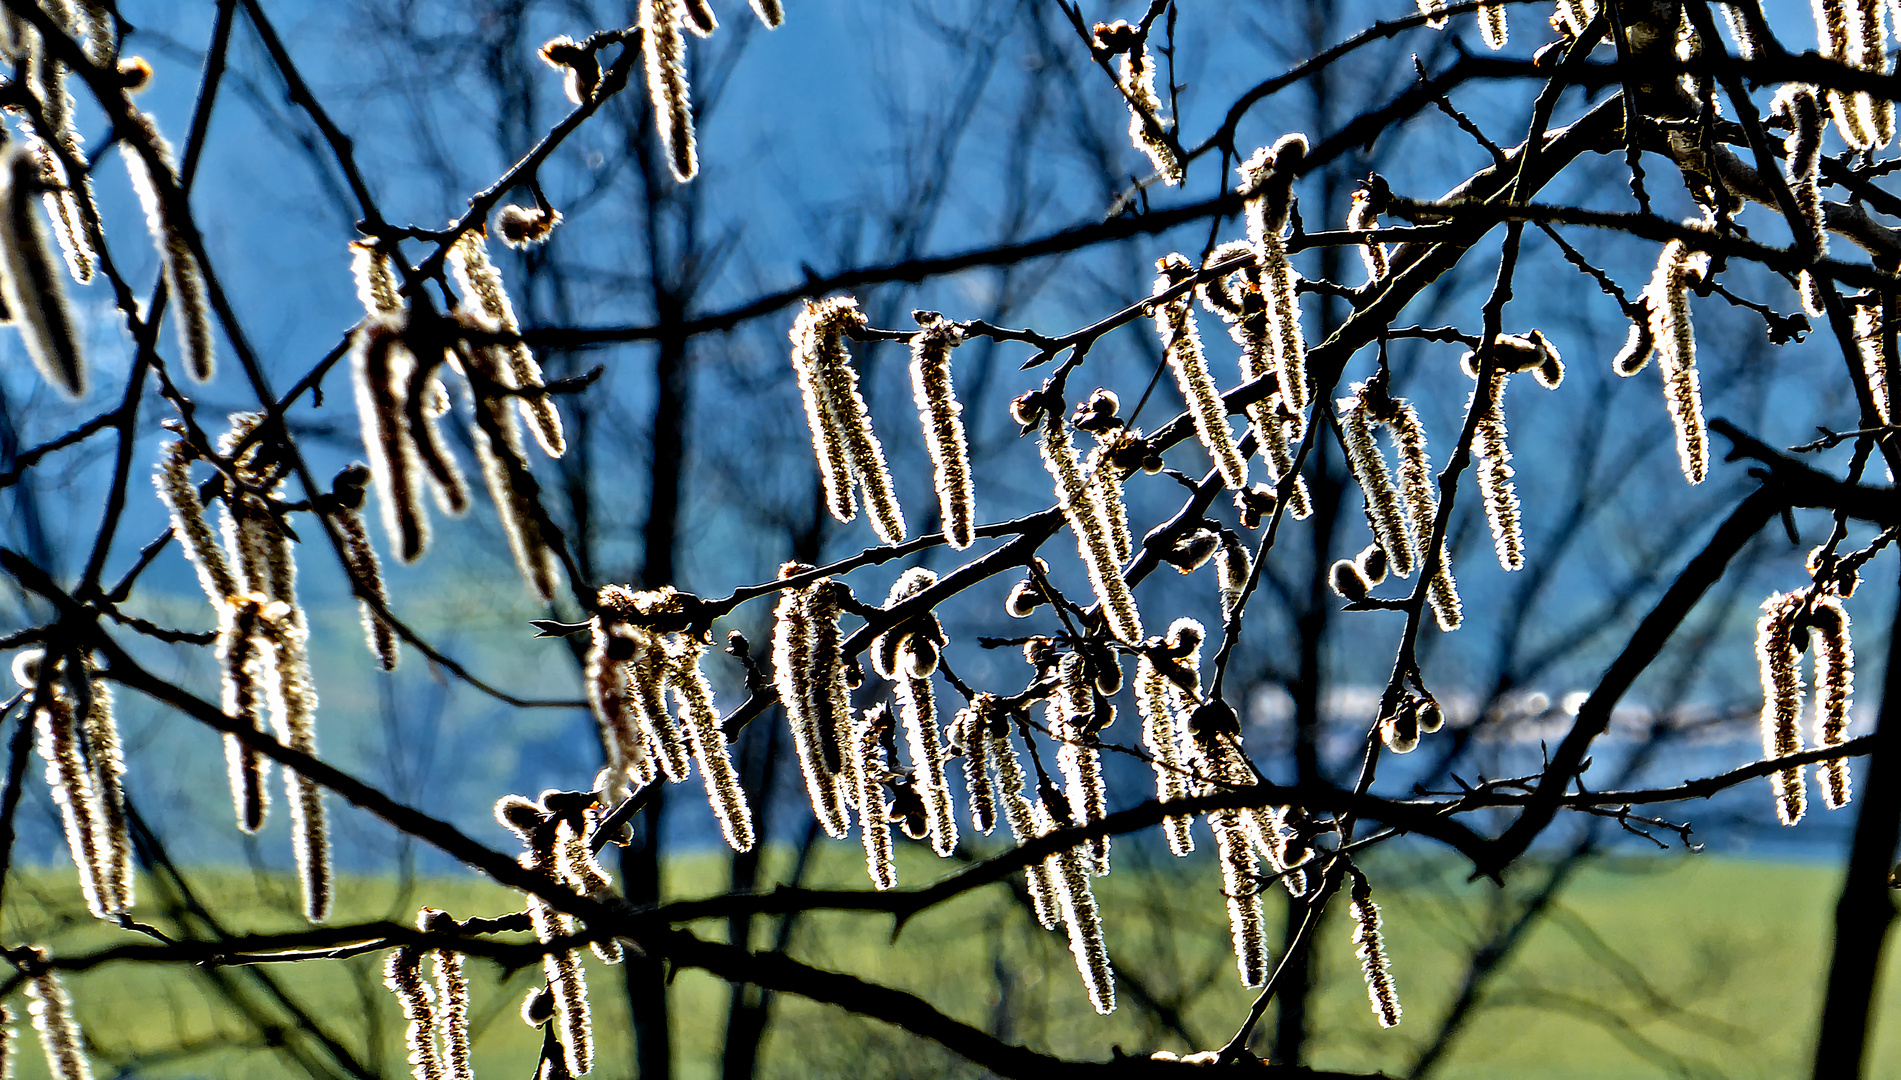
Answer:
[1757,592,1807,825]
[1347,184,1388,283]
[642,0,699,183]
[1053,654,1109,874]
[1559,1,1600,37]
[1340,393,1415,578]
[790,297,905,544]
[79,678,131,917]
[26,960,89,1080]
[1472,376,1524,572]
[1096,20,1179,185]
[122,116,214,382]
[855,704,897,890]
[331,475,399,670]
[447,231,566,458]
[386,946,442,1080]
[957,697,1000,834]
[996,731,1060,929]
[0,145,84,398]
[419,910,473,1080]
[750,0,784,29]
[1812,596,1854,809]
[1417,0,1447,29]
[1136,618,1201,856]
[910,312,977,548]
[1644,240,1710,484]
[1477,3,1507,49]
[1157,254,1248,489]
[1238,138,1310,436]
[458,326,561,600]
[666,634,755,852]
[1718,2,1758,57]
[257,608,331,921]
[1036,796,1116,1013]
[353,319,431,562]
[1041,412,1142,643]
[1351,875,1402,1028]
[24,661,111,920]
[886,572,957,856]
[772,571,852,838]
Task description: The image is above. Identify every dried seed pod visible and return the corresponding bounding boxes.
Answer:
[641,0,699,182]
[1477,3,1507,48]
[1471,376,1524,572]
[1757,592,1807,826]
[666,635,755,853]
[909,312,977,549]
[26,958,90,1080]
[448,231,566,458]
[1644,240,1710,484]
[386,946,442,1080]
[1041,412,1143,643]
[750,0,784,29]
[1811,596,1854,809]
[1350,874,1402,1028]
[1339,393,1415,577]
[855,704,897,890]
[1156,254,1248,490]
[0,145,83,398]
[122,116,213,382]
[995,730,1060,928]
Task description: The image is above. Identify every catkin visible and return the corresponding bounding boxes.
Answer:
[1215,532,1250,616]
[386,947,442,1080]
[910,312,977,548]
[1089,445,1135,563]
[0,145,84,398]
[448,231,566,458]
[957,698,999,834]
[1238,137,1309,435]
[1035,796,1116,1013]
[1559,1,1600,36]
[750,0,784,28]
[257,608,330,922]
[1347,185,1388,283]
[1041,412,1143,643]
[79,678,131,917]
[1156,254,1248,490]
[772,574,852,838]
[789,297,905,544]
[1350,875,1402,1028]
[642,0,699,183]
[1477,3,1507,49]
[855,704,897,890]
[219,598,270,833]
[20,22,101,290]
[353,320,432,562]
[666,636,755,852]
[1644,240,1710,484]
[995,732,1060,929]
[122,116,214,382]
[459,327,561,600]
[1472,378,1524,572]
[1417,0,1447,28]
[1212,802,1268,986]
[1757,593,1807,826]
[1206,243,1312,518]
[1812,596,1854,809]
[1339,395,1415,577]
[505,805,594,1078]
[1104,22,1180,186]
[29,669,111,919]
[333,494,399,670]
[1718,2,1759,57]
[422,919,473,1080]
[888,574,956,856]
[26,961,89,1080]
[1813,1,1869,148]
[1053,654,1109,874]
[0,1002,14,1080]
[1135,645,1195,856]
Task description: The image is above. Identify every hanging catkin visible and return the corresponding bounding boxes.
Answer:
[1238,136,1310,437]
[855,704,897,890]
[1811,595,1854,809]
[1757,592,1807,825]
[1643,240,1710,484]
[1156,254,1248,489]
[910,311,977,548]
[1093,20,1179,185]
[0,145,84,398]
[1035,793,1116,1014]
[385,946,442,1080]
[772,569,852,838]
[1339,392,1415,577]
[122,114,214,382]
[1052,653,1110,874]
[995,730,1060,929]
[25,957,89,1080]
[1041,411,1143,643]
[418,910,473,1080]
[447,231,566,458]
[666,633,756,853]
[1350,874,1402,1028]
[642,0,699,182]
[790,297,905,544]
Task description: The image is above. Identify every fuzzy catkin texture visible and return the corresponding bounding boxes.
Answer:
[1053,655,1109,874]
[219,601,271,834]
[1718,2,1758,58]
[1340,397,1415,577]
[0,145,84,398]
[750,0,784,28]
[122,119,214,382]
[353,323,432,562]
[155,441,238,608]
[772,582,851,838]
[1351,879,1402,1028]
[1213,809,1268,987]
[910,313,977,548]
[958,703,998,834]
[1237,138,1309,434]
[1814,0,1872,148]
[1378,399,1438,557]
[995,733,1060,929]
[789,297,905,544]
[447,232,566,458]
[1477,3,1507,48]
[335,506,399,670]
[1856,304,1892,423]
[667,637,755,852]
[855,707,897,890]
[896,670,958,857]
[1757,593,1808,825]
[386,947,442,1080]
[1041,413,1143,643]
[1156,255,1248,489]
[1089,447,1135,563]
[1644,241,1709,484]
[33,685,112,920]
[1811,596,1855,809]
[1117,43,1180,185]
[80,680,132,917]
[1136,655,1195,856]
[27,966,90,1080]
[1036,799,1117,1013]
[642,0,699,182]
[1559,1,1600,37]
[1472,379,1524,572]
[1346,188,1388,283]
[351,241,406,316]
[259,612,331,921]
[1416,0,1447,29]
[431,945,473,1080]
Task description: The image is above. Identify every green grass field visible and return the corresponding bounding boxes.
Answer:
[0,845,1887,1079]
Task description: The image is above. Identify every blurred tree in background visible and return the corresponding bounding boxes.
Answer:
[4,1,1901,1077]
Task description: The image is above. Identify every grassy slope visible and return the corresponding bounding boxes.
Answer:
[0,846,1888,1079]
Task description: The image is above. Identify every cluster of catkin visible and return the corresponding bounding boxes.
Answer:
[609,0,779,184]
[1812,0,1893,151]
[497,793,621,1078]
[790,297,909,546]
[383,909,474,1080]
[1770,83,1830,316]
[1334,379,1462,631]
[348,234,566,600]
[1459,332,1563,574]
[153,416,331,921]
[1237,136,1311,461]
[10,652,131,922]
[1618,240,1711,485]
[1199,241,1312,518]
[586,585,753,851]
[1756,588,1855,825]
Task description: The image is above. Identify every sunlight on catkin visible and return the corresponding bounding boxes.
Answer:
[385,947,443,1080]
[1644,240,1710,483]
[26,959,89,1080]
[642,0,699,182]
[910,312,978,548]
[1811,595,1854,809]
[1156,254,1248,489]
[0,145,84,399]
[1350,874,1402,1028]
[1757,592,1808,825]
[123,115,214,382]
[1041,411,1143,643]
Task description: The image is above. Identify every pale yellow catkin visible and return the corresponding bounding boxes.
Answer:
[447,231,566,458]
[122,116,214,382]
[1136,650,1195,857]
[0,145,84,398]
[958,699,999,834]
[20,22,100,290]
[334,502,399,670]
[1114,29,1180,186]
[1346,186,1388,283]
[418,912,473,1080]
[1053,654,1109,874]
[26,961,89,1080]
[1351,876,1402,1028]
[1156,254,1248,490]
[385,946,442,1080]
[1718,2,1759,58]
[1771,84,1827,271]
[1088,445,1135,563]
[28,669,111,920]
[772,577,851,838]
[1035,797,1116,1013]
[457,324,561,600]
[886,569,956,857]
[995,732,1060,929]
[1238,138,1310,436]
[1644,240,1710,484]
[507,813,594,1078]
[1472,377,1524,572]
[1041,412,1143,643]
[1339,395,1415,577]
[1812,596,1854,809]
[666,636,756,852]
[1815,0,1871,148]
[909,313,977,548]
[0,1001,15,1080]
[80,678,132,917]
[1857,303,1892,423]
[642,0,699,183]
[1757,593,1807,826]
[257,607,331,922]
[1205,242,1312,519]
[789,297,905,544]
[219,598,270,834]
[1559,1,1600,37]
[353,320,432,562]
[855,704,897,890]
[1477,3,1507,49]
